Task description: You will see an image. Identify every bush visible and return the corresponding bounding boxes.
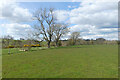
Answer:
[51,42,56,47]
[24,44,30,47]
[67,39,74,46]
[31,44,36,47]
[31,44,41,47]
[8,45,14,48]
[35,44,41,47]
[58,41,62,46]
[23,44,31,51]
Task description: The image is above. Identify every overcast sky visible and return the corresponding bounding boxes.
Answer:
[0,0,119,40]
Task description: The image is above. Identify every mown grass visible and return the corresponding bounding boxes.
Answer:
[2,45,118,78]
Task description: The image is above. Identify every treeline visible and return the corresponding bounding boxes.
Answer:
[1,35,118,49]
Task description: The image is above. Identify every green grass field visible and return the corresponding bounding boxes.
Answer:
[2,45,118,78]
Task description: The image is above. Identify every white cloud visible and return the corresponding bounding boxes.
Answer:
[1,23,32,39]
[55,1,118,40]
[0,0,32,23]
[68,24,118,40]
[54,10,70,22]
[69,2,118,27]
[82,33,118,40]
[72,0,119,2]
[68,6,72,8]
[55,1,118,27]
[0,0,33,39]
[0,0,118,40]
[68,5,76,8]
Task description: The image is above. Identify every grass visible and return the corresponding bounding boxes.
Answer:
[2,45,118,78]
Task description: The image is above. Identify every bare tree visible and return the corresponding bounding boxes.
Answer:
[33,8,56,48]
[2,35,14,54]
[53,23,69,47]
[2,35,13,47]
[70,32,80,45]
[19,30,35,51]
[31,25,43,42]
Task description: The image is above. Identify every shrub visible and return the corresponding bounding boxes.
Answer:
[35,44,41,47]
[31,44,36,47]
[31,44,41,47]
[58,40,62,46]
[51,42,56,47]
[24,44,30,47]
[8,45,14,48]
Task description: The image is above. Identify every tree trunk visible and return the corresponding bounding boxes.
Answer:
[8,48,10,54]
[48,41,50,48]
[55,40,59,47]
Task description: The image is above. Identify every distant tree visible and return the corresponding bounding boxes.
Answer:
[69,32,80,45]
[33,8,56,48]
[2,35,13,47]
[85,39,91,45]
[96,38,106,44]
[53,23,69,47]
[20,38,24,40]
[19,30,35,51]
[117,40,120,45]
[16,40,22,48]
[31,25,43,44]
[2,35,14,54]
[90,39,94,45]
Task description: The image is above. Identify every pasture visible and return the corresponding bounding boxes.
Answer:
[2,45,118,78]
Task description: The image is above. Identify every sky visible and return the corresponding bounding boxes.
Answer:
[0,0,119,40]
